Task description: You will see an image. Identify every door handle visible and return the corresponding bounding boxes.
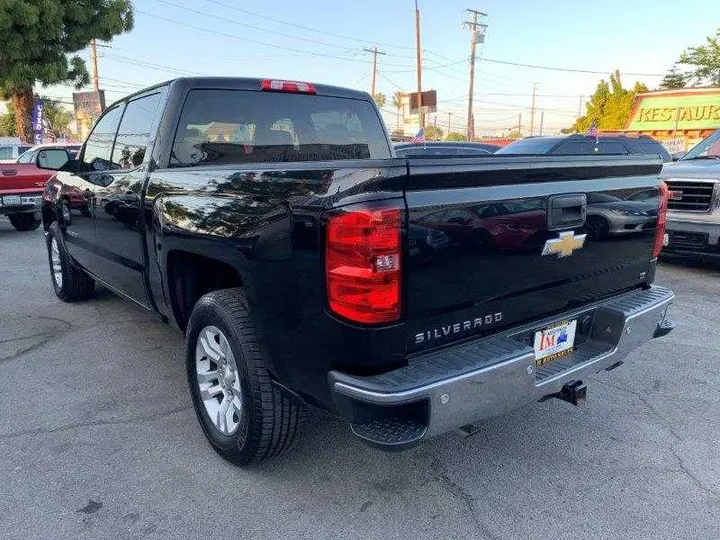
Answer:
[547,194,587,230]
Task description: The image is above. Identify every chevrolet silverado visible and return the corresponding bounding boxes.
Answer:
[39,77,675,466]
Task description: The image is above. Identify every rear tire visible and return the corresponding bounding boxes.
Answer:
[186,288,305,466]
[46,222,95,302]
[9,213,41,231]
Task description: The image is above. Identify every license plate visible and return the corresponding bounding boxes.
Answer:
[533,320,577,365]
[2,195,21,206]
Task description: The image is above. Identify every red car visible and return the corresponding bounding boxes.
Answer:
[416,199,546,253]
[0,144,79,231]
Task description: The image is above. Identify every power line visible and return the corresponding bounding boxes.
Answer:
[471,57,664,77]
[418,50,665,78]
[136,9,416,69]
[203,0,419,55]
[104,52,207,76]
[155,0,405,58]
[378,72,405,92]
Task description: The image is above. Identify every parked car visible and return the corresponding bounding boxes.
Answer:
[16,143,82,163]
[496,134,672,162]
[660,129,720,260]
[1,145,78,231]
[40,77,674,466]
[394,141,500,157]
[0,138,32,163]
[584,192,658,239]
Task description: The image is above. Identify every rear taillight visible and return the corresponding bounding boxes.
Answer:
[326,206,402,324]
[261,79,316,94]
[653,181,669,258]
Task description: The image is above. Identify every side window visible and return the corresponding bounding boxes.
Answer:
[17,151,35,164]
[82,106,124,171]
[598,141,629,155]
[112,93,162,169]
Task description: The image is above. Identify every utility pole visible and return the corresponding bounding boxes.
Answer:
[578,95,584,117]
[414,0,424,130]
[517,113,522,136]
[90,39,100,91]
[447,112,452,134]
[363,46,386,97]
[539,110,545,135]
[463,9,488,141]
[529,82,538,136]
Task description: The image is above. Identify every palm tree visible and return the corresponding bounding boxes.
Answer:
[392,91,404,131]
[373,92,387,109]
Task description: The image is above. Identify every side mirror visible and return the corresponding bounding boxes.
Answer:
[37,148,71,170]
[671,151,685,162]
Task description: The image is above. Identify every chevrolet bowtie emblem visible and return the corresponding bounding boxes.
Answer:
[541,231,587,258]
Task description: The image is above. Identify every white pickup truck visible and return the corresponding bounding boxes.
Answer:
[661,129,720,260]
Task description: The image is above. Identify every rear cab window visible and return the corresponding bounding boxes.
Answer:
[170,89,391,167]
[495,138,559,154]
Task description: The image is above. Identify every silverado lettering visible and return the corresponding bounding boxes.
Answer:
[415,313,503,344]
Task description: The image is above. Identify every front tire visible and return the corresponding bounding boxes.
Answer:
[46,222,95,302]
[186,288,305,466]
[9,213,41,231]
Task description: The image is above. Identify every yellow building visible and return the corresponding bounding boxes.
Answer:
[620,87,720,152]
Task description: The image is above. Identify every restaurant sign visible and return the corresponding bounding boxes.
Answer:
[627,93,720,131]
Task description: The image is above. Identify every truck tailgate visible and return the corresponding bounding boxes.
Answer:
[404,155,663,353]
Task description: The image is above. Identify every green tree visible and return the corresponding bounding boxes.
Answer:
[0,1,133,143]
[445,132,466,141]
[569,71,647,133]
[42,98,74,137]
[373,92,386,109]
[506,129,522,139]
[0,106,16,136]
[678,28,720,85]
[391,91,404,131]
[659,65,688,89]
[424,125,443,140]
[0,98,73,138]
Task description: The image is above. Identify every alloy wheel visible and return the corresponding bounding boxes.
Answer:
[195,325,243,435]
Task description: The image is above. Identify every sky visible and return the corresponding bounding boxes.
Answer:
[31,0,720,136]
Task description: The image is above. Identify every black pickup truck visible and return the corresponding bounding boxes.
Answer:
[39,77,675,466]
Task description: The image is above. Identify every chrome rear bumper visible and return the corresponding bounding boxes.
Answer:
[330,286,674,449]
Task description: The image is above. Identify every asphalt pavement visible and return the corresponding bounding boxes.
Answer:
[1,218,719,540]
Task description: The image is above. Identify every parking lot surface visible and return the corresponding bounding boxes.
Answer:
[1,219,719,540]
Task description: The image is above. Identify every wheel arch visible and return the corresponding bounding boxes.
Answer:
[165,246,249,332]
